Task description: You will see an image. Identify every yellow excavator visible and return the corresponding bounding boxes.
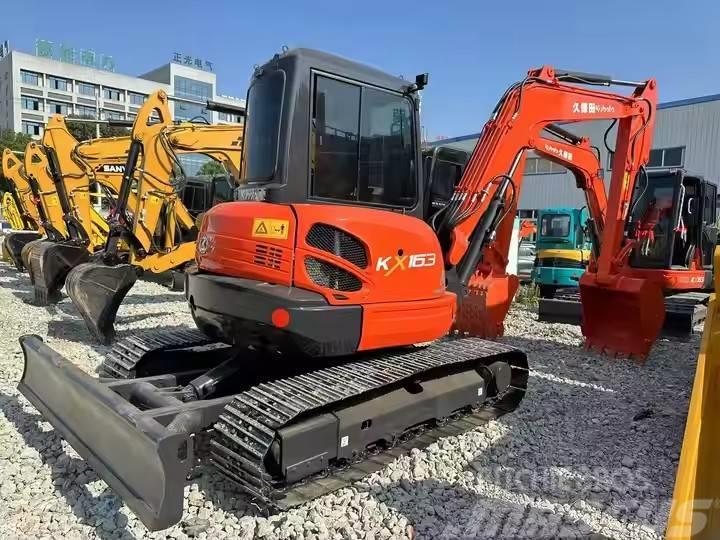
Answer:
[26,104,241,306]
[24,116,123,303]
[65,90,242,343]
[11,142,71,275]
[1,149,43,266]
[2,192,27,231]
[666,245,720,539]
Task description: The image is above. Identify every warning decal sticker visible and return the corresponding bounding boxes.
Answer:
[252,218,289,240]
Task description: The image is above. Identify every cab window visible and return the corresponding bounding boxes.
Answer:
[311,74,416,207]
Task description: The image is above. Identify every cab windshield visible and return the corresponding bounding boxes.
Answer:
[241,70,285,183]
[540,214,571,238]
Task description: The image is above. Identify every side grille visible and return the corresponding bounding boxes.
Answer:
[306,224,368,269]
[254,244,283,270]
[305,257,362,292]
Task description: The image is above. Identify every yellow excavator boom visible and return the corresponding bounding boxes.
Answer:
[23,142,68,239]
[2,148,42,232]
[65,89,243,343]
[2,192,25,230]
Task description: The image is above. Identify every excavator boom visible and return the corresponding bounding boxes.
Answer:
[435,67,657,356]
[65,90,243,343]
[1,149,43,269]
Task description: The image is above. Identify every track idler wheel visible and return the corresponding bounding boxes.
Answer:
[66,262,138,344]
[28,242,90,305]
[579,273,665,359]
[4,232,42,271]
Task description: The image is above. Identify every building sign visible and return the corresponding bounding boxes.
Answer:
[0,40,9,59]
[172,52,213,71]
[35,39,116,72]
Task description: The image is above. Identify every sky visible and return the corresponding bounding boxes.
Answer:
[2,0,719,139]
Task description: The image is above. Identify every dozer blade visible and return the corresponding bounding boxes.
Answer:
[3,232,42,271]
[579,273,665,358]
[66,262,138,344]
[18,335,203,531]
[453,273,519,338]
[28,241,90,305]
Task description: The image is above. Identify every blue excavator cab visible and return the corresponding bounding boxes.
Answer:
[531,207,590,297]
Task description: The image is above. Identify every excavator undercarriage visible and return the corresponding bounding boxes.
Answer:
[20,330,527,530]
[16,48,666,532]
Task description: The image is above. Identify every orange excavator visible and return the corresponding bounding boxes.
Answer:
[19,50,656,530]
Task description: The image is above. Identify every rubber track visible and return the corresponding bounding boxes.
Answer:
[209,338,528,510]
[101,328,212,378]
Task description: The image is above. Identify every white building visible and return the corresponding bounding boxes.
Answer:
[0,44,245,174]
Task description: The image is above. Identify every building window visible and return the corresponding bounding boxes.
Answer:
[219,111,244,123]
[648,146,685,168]
[524,157,566,175]
[21,121,42,136]
[174,76,212,101]
[47,100,73,115]
[75,105,97,118]
[103,87,123,101]
[102,110,125,120]
[128,92,146,106]
[21,70,40,86]
[175,101,209,122]
[21,96,42,111]
[77,82,97,97]
[48,76,70,92]
[310,74,416,207]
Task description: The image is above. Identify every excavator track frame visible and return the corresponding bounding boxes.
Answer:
[18,330,527,531]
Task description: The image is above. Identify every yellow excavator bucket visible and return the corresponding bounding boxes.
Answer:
[666,247,720,539]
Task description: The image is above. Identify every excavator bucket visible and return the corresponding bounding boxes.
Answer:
[65,262,138,343]
[21,238,50,280]
[453,274,519,338]
[579,273,665,358]
[27,241,90,305]
[4,232,42,271]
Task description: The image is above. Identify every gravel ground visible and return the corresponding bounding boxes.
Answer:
[0,259,699,539]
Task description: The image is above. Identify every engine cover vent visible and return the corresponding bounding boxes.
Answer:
[254,244,283,270]
[306,224,368,269]
[305,257,362,292]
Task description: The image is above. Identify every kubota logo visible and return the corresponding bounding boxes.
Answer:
[376,253,436,277]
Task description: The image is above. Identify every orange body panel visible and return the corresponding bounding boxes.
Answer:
[197,202,295,286]
[358,294,456,351]
[196,201,454,352]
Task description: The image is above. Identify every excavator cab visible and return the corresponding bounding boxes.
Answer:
[235,49,425,217]
[627,169,716,285]
[423,146,470,218]
[181,174,234,217]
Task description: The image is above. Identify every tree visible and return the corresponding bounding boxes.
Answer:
[0,130,33,192]
[65,116,130,142]
[65,116,98,142]
[197,160,226,176]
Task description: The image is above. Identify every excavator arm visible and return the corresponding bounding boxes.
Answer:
[66,90,243,343]
[436,66,656,349]
[1,149,41,231]
[23,142,68,241]
[530,129,607,258]
[106,91,242,269]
